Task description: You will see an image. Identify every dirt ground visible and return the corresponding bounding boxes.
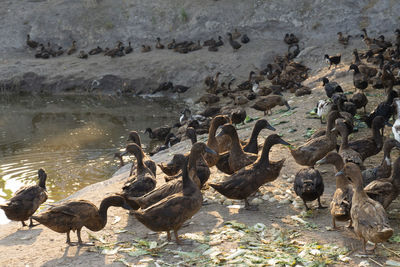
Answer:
[1,45,400,267]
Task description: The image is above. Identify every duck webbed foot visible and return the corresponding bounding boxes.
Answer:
[21,221,27,227]
[28,218,39,228]
[244,199,259,211]
[302,200,310,210]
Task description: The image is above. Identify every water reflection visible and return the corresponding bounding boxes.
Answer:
[0,94,184,223]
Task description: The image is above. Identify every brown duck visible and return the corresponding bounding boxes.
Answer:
[252,95,291,115]
[204,115,230,167]
[123,134,157,177]
[290,110,339,166]
[337,163,393,253]
[334,118,364,169]
[210,134,289,210]
[0,169,47,227]
[364,155,400,209]
[316,152,353,228]
[127,143,215,210]
[348,116,385,161]
[362,139,400,186]
[215,124,258,174]
[32,195,125,246]
[121,143,156,210]
[242,119,276,154]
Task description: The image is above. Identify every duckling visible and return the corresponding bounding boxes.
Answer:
[294,168,325,210]
[215,36,224,46]
[349,89,368,113]
[125,42,133,54]
[324,54,341,69]
[232,28,241,40]
[141,45,151,52]
[316,152,353,228]
[227,32,241,51]
[131,156,201,245]
[230,108,246,126]
[144,126,171,141]
[204,115,230,167]
[121,143,156,209]
[26,34,38,48]
[366,88,397,128]
[348,116,386,161]
[337,32,351,46]
[89,46,103,55]
[32,195,125,246]
[241,34,250,44]
[215,124,258,174]
[337,163,393,254]
[290,110,339,166]
[349,64,368,91]
[125,132,157,176]
[334,119,364,169]
[155,37,165,49]
[322,77,343,98]
[0,169,47,227]
[364,155,400,209]
[362,139,400,186]
[77,50,88,59]
[252,95,291,115]
[210,134,289,210]
[67,41,77,55]
[128,143,215,210]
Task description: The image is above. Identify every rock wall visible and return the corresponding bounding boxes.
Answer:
[0,0,398,95]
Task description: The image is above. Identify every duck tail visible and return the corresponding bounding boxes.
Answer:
[208,183,223,193]
[378,227,393,240]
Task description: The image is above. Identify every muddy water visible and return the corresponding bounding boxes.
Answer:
[0,94,185,224]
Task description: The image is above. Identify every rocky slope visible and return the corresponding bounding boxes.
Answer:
[0,0,399,96]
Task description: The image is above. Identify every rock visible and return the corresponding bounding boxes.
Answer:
[359,260,370,267]
[250,198,263,205]
[279,199,291,204]
[268,197,277,203]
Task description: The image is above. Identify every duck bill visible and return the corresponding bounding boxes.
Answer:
[385,121,393,127]
[335,170,344,177]
[331,127,336,133]
[284,102,291,110]
[266,124,276,131]
[216,128,225,137]
[120,151,128,157]
[278,139,291,146]
[315,158,326,165]
[205,146,217,155]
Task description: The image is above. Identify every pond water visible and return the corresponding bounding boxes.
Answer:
[0,94,185,224]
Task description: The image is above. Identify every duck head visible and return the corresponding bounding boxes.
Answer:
[255,119,276,132]
[322,77,329,86]
[38,168,47,190]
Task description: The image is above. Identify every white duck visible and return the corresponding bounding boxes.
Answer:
[317,99,333,124]
[392,98,400,142]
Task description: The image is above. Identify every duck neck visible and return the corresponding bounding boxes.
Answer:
[98,196,124,229]
[182,159,195,195]
[248,72,254,82]
[38,177,46,190]
[325,114,336,138]
[207,123,219,148]
[340,129,349,149]
[354,52,360,64]
[229,131,245,156]
[255,139,275,167]
[134,150,147,175]
[246,124,263,151]
[371,124,383,148]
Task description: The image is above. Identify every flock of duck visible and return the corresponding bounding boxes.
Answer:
[2,28,400,254]
[26,28,250,60]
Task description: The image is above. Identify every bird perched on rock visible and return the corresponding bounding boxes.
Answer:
[322,77,343,98]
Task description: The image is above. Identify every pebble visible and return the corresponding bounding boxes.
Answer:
[282,174,288,179]
[272,189,282,195]
[279,199,291,204]
[262,194,270,201]
[251,198,263,205]
[359,260,370,267]
[386,260,400,267]
[287,177,294,183]
[224,199,233,205]
[269,197,277,203]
